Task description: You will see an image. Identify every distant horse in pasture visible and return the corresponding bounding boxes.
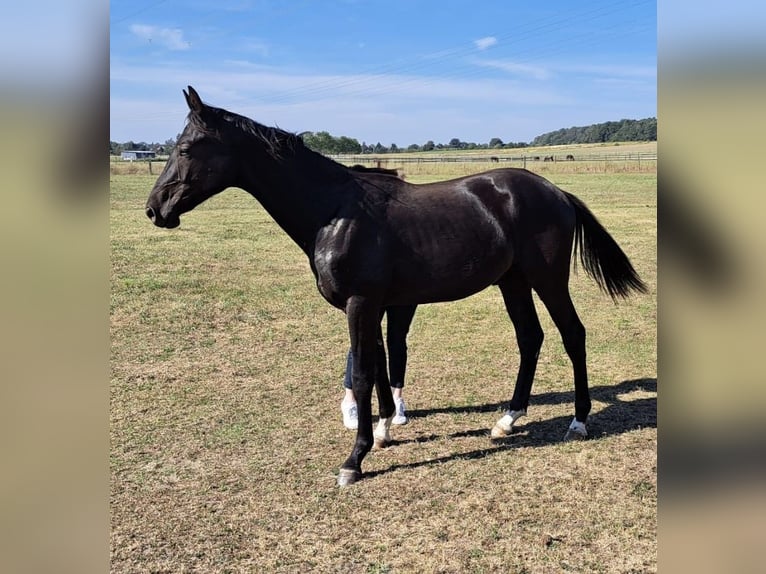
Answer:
[566,154,575,161]
[146,87,647,486]
[543,156,554,162]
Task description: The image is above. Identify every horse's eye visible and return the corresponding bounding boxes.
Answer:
[178,146,190,156]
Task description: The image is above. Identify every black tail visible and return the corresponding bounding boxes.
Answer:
[565,192,648,300]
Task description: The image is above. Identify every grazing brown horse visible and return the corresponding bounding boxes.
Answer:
[146,87,647,486]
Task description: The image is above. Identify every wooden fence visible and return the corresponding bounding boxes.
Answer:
[110,151,657,176]
[332,152,656,165]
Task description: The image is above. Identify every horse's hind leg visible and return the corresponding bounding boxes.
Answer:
[534,282,590,440]
[491,272,544,439]
[385,305,417,392]
[372,324,395,449]
[373,305,417,446]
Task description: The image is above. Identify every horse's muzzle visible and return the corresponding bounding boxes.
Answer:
[145,205,180,228]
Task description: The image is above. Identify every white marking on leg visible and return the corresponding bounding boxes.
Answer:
[374,417,392,447]
[565,417,588,439]
[568,418,587,435]
[491,409,526,438]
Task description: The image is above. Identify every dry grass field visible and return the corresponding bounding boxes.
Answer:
[111,155,656,573]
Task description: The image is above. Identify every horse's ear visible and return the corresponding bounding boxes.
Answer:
[183,85,204,114]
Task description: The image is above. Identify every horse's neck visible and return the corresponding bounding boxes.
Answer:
[237,148,348,255]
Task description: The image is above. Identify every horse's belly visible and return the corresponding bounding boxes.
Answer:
[388,250,512,305]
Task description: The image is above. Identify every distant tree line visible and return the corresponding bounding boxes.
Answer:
[531,118,656,146]
[298,132,530,155]
[110,117,656,157]
[110,137,178,156]
[300,131,363,154]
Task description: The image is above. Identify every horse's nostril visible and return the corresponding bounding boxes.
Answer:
[146,207,156,221]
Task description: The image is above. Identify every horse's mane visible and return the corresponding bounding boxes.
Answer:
[187,105,400,177]
[188,105,302,158]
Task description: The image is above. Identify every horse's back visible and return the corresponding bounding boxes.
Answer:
[382,169,576,302]
[394,168,574,234]
[373,169,567,303]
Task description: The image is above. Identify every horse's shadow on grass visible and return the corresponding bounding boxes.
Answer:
[365,377,656,480]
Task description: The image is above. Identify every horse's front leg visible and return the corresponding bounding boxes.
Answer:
[338,296,383,487]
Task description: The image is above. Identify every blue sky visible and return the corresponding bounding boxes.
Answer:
[110,0,656,146]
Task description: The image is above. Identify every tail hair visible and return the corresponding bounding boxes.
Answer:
[566,192,648,300]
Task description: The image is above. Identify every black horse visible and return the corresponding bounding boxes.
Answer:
[146,87,647,486]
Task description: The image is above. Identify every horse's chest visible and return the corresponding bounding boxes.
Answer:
[312,218,384,307]
[312,244,346,305]
[313,218,354,308]
[314,244,343,277]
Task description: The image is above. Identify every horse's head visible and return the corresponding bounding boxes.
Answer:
[145,86,239,228]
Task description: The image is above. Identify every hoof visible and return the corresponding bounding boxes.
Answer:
[563,429,587,441]
[373,437,391,450]
[564,418,588,441]
[337,468,361,487]
[490,409,525,440]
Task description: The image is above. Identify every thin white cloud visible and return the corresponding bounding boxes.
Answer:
[108,55,652,145]
[563,64,656,78]
[239,39,270,57]
[474,36,498,50]
[109,60,571,143]
[592,77,656,93]
[130,24,191,51]
[472,59,551,80]
[109,62,566,107]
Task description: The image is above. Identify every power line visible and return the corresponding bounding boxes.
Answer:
[260,0,653,105]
